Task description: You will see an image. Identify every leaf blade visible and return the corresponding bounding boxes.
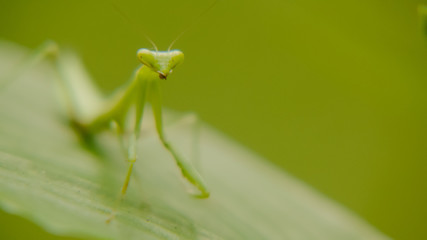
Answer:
[0,41,390,240]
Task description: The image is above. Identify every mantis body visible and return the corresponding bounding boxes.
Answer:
[77,47,210,198]
[17,41,210,202]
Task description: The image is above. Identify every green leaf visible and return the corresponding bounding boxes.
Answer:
[0,41,389,240]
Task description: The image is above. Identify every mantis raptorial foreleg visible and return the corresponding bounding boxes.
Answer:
[149,80,209,198]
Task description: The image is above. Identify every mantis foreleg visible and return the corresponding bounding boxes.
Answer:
[148,80,210,198]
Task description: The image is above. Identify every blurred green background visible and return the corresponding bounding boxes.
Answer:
[0,0,426,239]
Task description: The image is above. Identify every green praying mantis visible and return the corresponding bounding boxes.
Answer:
[2,1,218,207]
[56,45,210,199]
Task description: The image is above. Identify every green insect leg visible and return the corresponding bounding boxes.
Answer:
[149,80,210,198]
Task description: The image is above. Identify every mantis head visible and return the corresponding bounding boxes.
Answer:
[137,49,184,80]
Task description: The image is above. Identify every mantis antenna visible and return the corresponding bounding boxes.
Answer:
[167,0,219,51]
[111,0,158,52]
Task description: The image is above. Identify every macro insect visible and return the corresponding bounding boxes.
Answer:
[2,1,218,207]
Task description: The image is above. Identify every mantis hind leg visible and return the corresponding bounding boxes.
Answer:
[1,40,107,130]
[51,48,106,128]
